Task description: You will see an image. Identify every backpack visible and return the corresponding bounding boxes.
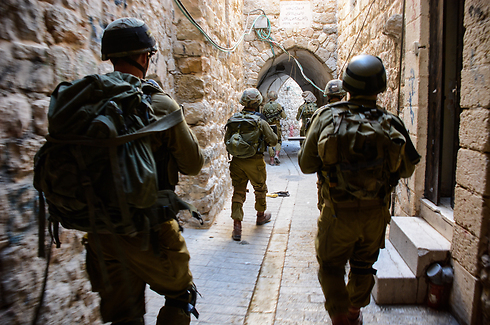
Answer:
[33,72,199,249]
[262,101,283,124]
[318,102,407,200]
[298,102,318,119]
[224,111,264,158]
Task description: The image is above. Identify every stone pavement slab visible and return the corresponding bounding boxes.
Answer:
[145,141,460,325]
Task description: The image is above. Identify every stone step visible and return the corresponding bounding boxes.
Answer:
[389,216,451,278]
[372,239,426,304]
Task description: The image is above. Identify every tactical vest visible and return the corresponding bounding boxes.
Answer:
[318,102,406,201]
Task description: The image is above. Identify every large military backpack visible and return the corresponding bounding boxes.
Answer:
[224,111,264,158]
[318,102,407,200]
[262,101,283,124]
[33,72,198,250]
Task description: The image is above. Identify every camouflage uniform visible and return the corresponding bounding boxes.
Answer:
[296,91,318,137]
[262,91,286,165]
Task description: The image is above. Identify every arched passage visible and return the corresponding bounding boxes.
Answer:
[256,48,334,107]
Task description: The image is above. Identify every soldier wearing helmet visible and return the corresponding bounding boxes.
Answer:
[83,17,204,325]
[324,79,347,104]
[296,90,319,139]
[299,55,419,325]
[262,90,287,165]
[225,88,278,241]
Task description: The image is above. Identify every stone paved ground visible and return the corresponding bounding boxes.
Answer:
[145,141,460,325]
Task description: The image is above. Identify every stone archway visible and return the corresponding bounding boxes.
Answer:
[256,48,333,107]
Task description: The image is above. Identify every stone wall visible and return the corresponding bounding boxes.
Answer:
[451,0,490,324]
[336,0,419,217]
[172,0,244,228]
[0,0,244,323]
[242,0,338,89]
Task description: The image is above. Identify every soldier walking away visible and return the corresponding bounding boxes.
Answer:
[296,90,319,145]
[298,54,421,325]
[35,17,205,325]
[325,79,347,104]
[315,79,347,211]
[224,88,278,241]
[262,90,287,165]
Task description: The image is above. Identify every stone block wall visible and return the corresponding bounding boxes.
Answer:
[172,0,245,228]
[0,0,244,323]
[336,0,420,217]
[451,0,490,324]
[242,0,338,88]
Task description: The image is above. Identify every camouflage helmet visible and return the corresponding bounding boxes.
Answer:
[301,91,317,103]
[101,17,158,60]
[267,91,278,101]
[342,54,386,96]
[324,79,346,97]
[239,88,263,108]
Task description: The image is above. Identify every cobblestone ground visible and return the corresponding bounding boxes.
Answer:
[145,141,460,325]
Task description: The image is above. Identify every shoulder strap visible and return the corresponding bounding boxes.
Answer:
[45,108,184,146]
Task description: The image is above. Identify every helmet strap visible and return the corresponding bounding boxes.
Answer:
[123,57,147,78]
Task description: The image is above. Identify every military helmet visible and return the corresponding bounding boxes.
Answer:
[101,17,158,60]
[239,88,263,108]
[267,91,278,101]
[301,91,317,103]
[342,54,386,96]
[324,79,346,97]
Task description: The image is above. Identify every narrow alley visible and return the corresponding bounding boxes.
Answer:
[145,141,460,325]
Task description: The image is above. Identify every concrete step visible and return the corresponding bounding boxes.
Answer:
[372,240,426,304]
[389,216,451,278]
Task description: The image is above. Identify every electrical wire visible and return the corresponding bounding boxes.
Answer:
[173,0,324,91]
[339,0,377,74]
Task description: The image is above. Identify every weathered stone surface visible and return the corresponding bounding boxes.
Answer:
[450,260,481,325]
[454,185,488,238]
[451,225,482,277]
[0,93,31,139]
[459,108,490,152]
[460,65,490,108]
[175,75,205,102]
[456,148,490,195]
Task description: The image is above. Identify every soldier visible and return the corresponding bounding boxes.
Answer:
[315,79,347,211]
[296,90,319,139]
[84,18,205,325]
[262,90,287,165]
[224,88,278,241]
[298,55,420,325]
[325,79,347,104]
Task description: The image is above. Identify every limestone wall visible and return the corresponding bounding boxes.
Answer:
[242,0,338,88]
[451,0,490,324]
[0,0,244,323]
[336,0,421,218]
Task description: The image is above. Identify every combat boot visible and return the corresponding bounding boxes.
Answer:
[256,211,271,225]
[232,220,241,241]
[331,314,350,325]
[347,307,363,325]
[274,156,280,165]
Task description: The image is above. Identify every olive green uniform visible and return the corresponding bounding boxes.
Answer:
[229,110,278,221]
[85,72,204,324]
[262,100,286,157]
[298,97,419,318]
[296,102,318,136]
